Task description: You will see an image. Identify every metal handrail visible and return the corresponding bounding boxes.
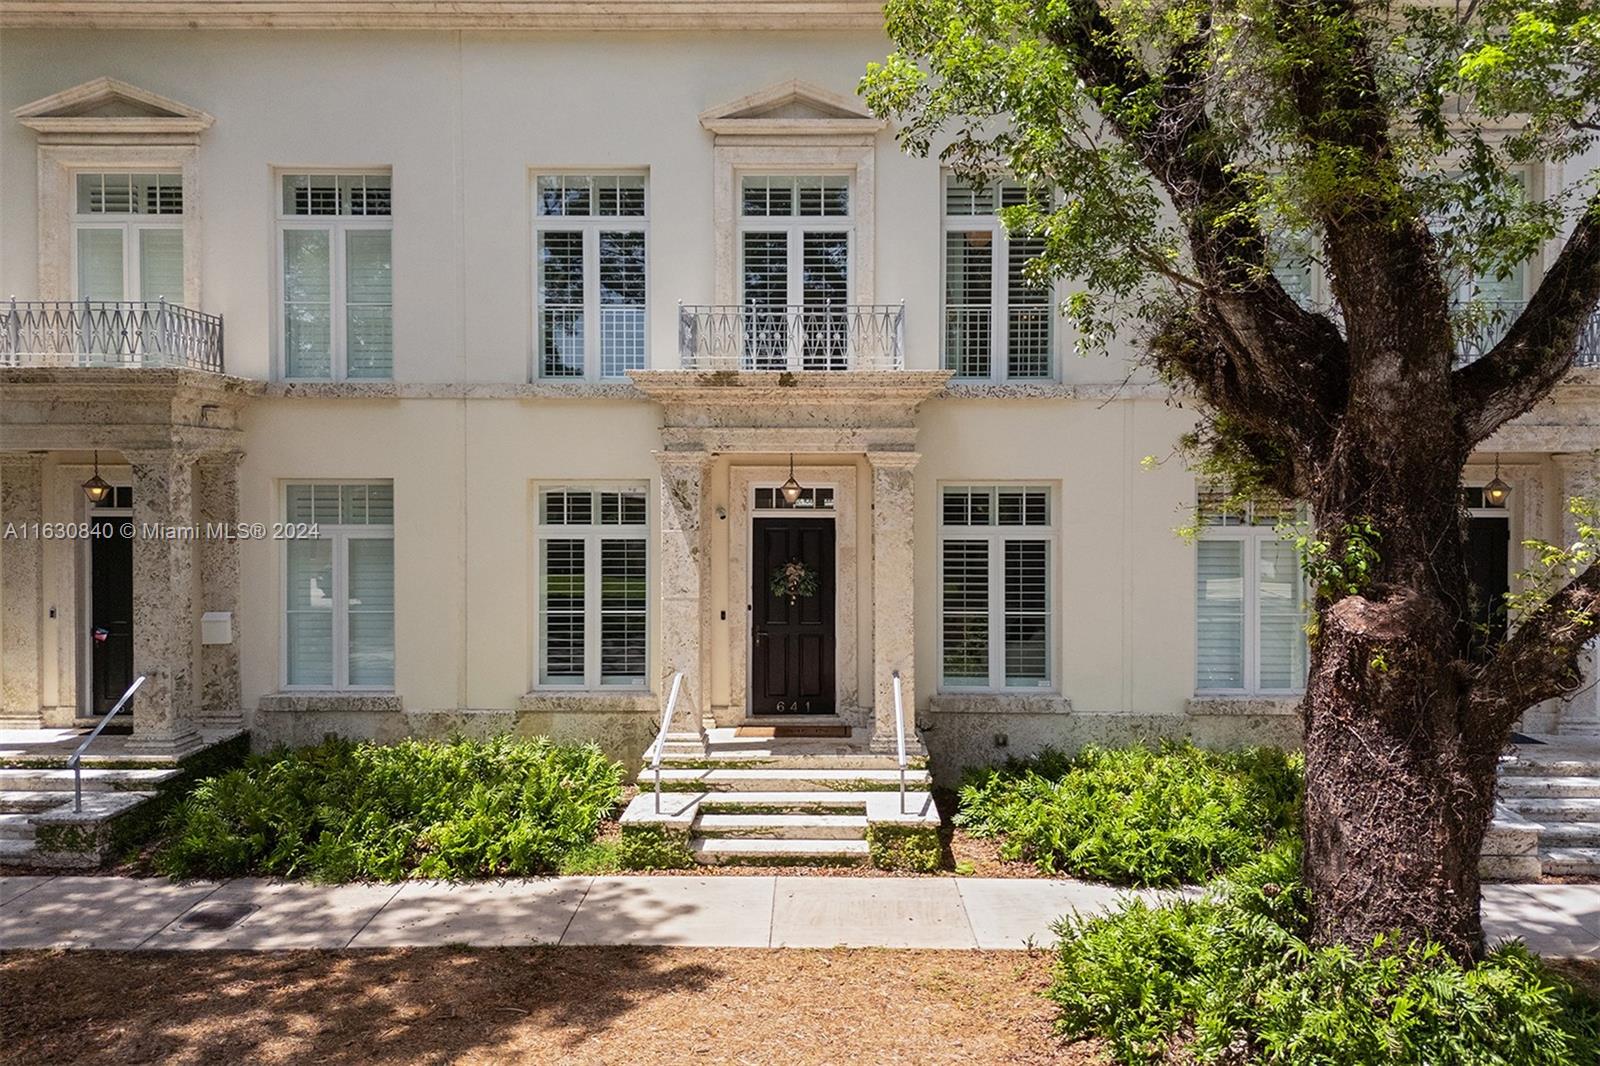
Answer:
[68,674,146,812]
[892,670,908,814]
[650,672,686,814]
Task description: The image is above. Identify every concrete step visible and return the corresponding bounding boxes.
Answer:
[0,767,180,793]
[1542,847,1600,877]
[695,812,867,841]
[0,812,37,841]
[638,767,930,793]
[1503,795,1600,819]
[0,838,39,864]
[1533,822,1600,847]
[660,751,923,771]
[1498,776,1600,799]
[690,837,871,866]
[0,791,69,814]
[1500,756,1600,778]
[696,792,873,814]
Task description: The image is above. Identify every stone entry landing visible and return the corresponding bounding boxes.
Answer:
[620,727,940,867]
[1499,734,1600,878]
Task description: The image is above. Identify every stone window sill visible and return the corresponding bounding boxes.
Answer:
[1185,696,1302,717]
[518,690,660,715]
[257,692,403,714]
[927,693,1074,716]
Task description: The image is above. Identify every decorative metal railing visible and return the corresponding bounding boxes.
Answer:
[1452,300,1600,368]
[0,299,224,373]
[678,303,905,371]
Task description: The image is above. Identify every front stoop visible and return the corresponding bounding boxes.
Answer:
[1496,739,1600,879]
[622,730,940,870]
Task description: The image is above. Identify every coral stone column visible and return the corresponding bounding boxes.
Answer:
[1554,451,1600,736]
[868,450,923,754]
[655,449,711,751]
[0,454,46,727]
[125,450,202,755]
[195,451,244,730]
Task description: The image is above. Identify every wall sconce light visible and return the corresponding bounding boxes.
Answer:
[82,451,112,504]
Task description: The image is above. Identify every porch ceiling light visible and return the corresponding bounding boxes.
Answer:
[781,453,804,505]
[82,451,112,505]
[1484,455,1511,509]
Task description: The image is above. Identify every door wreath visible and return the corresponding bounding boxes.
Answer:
[769,559,820,606]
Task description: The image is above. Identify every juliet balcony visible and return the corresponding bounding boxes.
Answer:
[0,299,225,373]
[1455,300,1600,368]
[678,303,904,372]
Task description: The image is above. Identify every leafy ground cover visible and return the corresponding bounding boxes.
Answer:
[154,735,623,880]
[957,742,1303,885]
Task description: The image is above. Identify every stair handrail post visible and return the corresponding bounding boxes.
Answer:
[892,670,907,814]
[68,674,146,813]
[651,671,686,814]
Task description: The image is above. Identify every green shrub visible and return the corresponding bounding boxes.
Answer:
[957,742,1302,885]
[1050,841,1600,1065]
[155,735,623,881]
[616,823,695,870]
[866,823,944,872]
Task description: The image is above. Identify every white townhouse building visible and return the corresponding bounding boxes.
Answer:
[1,0,1598,801]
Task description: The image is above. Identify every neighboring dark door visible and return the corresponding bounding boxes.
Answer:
[1467,515,1511,658]
[751,517,836,714]
[90,516,134,714]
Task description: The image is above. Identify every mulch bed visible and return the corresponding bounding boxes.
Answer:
[0,946,1098,1065]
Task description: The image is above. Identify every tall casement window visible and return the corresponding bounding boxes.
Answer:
[534,174,648,380]
[739,174,852,370]
[1194,493,1307,694]
[939,485,1055,691]
[283,482,395,690]
[943,176,1053,381]
[278,172,393,380]
[73,172,184,302]
[537,486,648,688]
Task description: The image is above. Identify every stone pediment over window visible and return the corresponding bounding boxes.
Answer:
[699,80,885,139]
[14,77,214,142]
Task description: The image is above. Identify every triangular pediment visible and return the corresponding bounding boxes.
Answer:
[700,80,884,135]
[14,77,213,135]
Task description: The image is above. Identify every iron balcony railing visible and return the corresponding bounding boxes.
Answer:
[1453,300,1600,368]
[0,299,224,373]
[678,303,905,371]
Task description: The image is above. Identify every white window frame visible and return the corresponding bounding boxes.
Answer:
[278,480,395,692]
[70,170,185,303]
[531,172,650,382]
[274,170,393,382]
[736,172,855,307]
[940,176,1057,382]
[1195,508,1307,697]
[534,483,651,690]
[936,483,1057,693]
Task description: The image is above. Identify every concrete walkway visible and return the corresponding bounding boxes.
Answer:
[2,874,1597,954]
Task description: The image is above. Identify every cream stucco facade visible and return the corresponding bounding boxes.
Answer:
[2,11,1598,781]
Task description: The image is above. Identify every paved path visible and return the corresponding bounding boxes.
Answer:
[2,874,1597,954]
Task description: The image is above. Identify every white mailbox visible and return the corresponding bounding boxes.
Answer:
[200,611,233,645]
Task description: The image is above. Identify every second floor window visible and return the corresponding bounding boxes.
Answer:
[740,175,852,370]
[535,174,648,380]
[1195,492,1307,695]
[943,177,1053,381]
[73,172,184,303]
[278,172,393,380]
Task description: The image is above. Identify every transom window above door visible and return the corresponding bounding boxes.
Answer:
[738,174,852,371]
[277,171,393,381]
[73,171,184,304]
[534,174,648,381]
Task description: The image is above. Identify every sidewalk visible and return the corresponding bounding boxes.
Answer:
[2,874,1597,954]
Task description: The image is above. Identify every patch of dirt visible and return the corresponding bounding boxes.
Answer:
[1548,959,1600,1000]
[0,947,1102,1066]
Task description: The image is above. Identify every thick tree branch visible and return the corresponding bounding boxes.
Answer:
[1469,560,1600,738]
[1454,192,1600,444]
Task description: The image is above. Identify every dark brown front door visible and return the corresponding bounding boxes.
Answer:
[751,517,835,714]
[89,515,134,714]
[1467,515,1511,658]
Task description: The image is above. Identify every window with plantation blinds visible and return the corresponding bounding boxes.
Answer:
[73,172,184,304]
[278,173,392,380]
[1195,492,1308,694]
[535,175,648,380]
[939,485,1055,691]
[537,487,648,687]
[739,175,851,370]
[943,176,1053,381]
[283,482,394,690]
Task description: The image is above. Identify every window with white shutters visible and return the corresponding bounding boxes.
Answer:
[277,173,393,381]
[537,486,648,687]
[943,177,1055,381]
[72,172,185,303]
[939,485,1055,691]
[739,175,852,370]
[283,481,395,690]
[534,174,648,380]
[1194,492,1308,694]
